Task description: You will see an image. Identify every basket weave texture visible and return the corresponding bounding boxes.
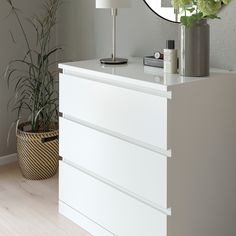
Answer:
[16,122,59,180]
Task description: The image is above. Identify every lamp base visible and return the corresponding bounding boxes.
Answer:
[100,57,128,65]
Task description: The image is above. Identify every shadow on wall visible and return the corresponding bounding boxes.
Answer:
[0,0,43,157]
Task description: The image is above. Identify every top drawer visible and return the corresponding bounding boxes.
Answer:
[59,73,168,150]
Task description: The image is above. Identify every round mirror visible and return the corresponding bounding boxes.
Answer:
[143,0,184,23]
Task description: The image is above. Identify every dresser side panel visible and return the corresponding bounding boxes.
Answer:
[167,74,236,236]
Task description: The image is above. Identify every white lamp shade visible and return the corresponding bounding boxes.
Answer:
[96,0,130,8]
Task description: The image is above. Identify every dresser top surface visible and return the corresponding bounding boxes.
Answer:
[59,58,235,89]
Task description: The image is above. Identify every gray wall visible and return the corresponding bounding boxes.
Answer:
[210,1,236,70]
[58,0,236,70]
[57,0,96,61]
[0,0,43,156]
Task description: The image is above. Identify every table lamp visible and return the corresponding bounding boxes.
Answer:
[96,0,130,65]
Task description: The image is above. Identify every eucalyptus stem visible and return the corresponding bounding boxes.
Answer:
[172,0,231,26]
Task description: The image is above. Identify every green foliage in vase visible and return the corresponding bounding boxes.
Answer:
[4,0,61,132]
[171,0,232,26]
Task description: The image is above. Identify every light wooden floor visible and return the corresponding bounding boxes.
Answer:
[0,162,91,236]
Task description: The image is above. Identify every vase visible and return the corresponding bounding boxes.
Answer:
[180,19,210,77]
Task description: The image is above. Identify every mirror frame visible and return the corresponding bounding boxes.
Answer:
[143,0,180,24]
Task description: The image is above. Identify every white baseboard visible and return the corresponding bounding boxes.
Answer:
[0,153,17,166]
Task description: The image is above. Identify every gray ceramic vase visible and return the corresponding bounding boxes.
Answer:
[180,19,210,77]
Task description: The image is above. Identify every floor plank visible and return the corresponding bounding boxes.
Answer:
[0,162,91,236]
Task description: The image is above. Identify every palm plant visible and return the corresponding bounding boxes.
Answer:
[5,0,61,132]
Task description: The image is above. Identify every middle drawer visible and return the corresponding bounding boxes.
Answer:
[60,117,167,208]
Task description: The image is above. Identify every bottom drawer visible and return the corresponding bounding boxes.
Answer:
[59,161,167,236]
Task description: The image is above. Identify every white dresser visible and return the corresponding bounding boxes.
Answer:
[59,58,236,236]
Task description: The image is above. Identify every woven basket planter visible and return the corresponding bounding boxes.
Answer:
[16,122,59,180]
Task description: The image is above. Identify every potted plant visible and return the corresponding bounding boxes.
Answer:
[171,0,231,77]
[5,0,61,180]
